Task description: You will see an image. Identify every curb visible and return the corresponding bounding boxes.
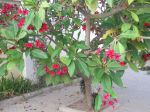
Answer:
[0,78,81,106]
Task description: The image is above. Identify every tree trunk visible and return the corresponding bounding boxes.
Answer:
[84,78,93,112]
[84,16,93,112]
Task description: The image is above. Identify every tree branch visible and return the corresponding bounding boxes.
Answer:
[90,3,128,19]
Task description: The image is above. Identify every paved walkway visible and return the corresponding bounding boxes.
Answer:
[0,69,150,112]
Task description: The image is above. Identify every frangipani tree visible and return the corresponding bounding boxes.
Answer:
[0,0,150,111]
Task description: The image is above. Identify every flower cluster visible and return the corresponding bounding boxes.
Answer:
[27,25,35,31]
[1,3,14,14]
[102,93,118,109]
[39,23,48,33]
[17,8,28,15]
[17,18,25,28]
[142,53,150,62]
[24,40,45,49]
[96,48,126,66]
[44,64,68,76]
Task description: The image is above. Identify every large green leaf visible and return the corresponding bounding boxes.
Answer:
[128,62,138,72]
[24,11,35,29]
[101,75,112,91]
[94,94,102,112]
[60,57,71,66]
[111,72,123,87]
[77,59,90,77]
[68,61,75,77]
[38,7,45,22]
[93,68,104,81]
[31,49,48,59]
[33,14,43,30]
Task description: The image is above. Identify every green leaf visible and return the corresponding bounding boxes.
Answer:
[18,31,27,40]
[60,57,71,66]
[47,45,54,55]
[107,61,127,70]
[24,11,35,28]
[41,1,49,8]
[93,68,104,81]
[7,61,16,71]
[111,72,123,87]
[51,48,61,59]
[85,0,98,12]
[131,11,139,22]
[95,94,102,112]
[33,14,43,30]
[106,0,113,7]
[38,7,45,22]
[16,59,24,72]
[128,0,134,5]
[77,59,90,77]
[0,64,7,77]
[37,65,45,76]
[121,23,131,32]
[113,42,126,60]
[128,62,138,72]
[101,75,112,91]
[31,49,48,59]
[68,61,75,77]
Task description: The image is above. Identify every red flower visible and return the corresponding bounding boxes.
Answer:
[103,93,110,101]
[62,66,68,74]
[108,100,114,106]
[120,61,126,66]
[17,8,23,14]
[17,18,25,28]
[102,58,106,64]
[144,22,150,27]
[24,43,33,48]
[96,48,101,55]
[113,53,120,61]
[44,66,50,74]
[49,71,55,76]
[35,40,41,48]
[22,9,28,15]
[102,101,107,108]
[56,69,62,75]
[35,40,45,49]
[106,49,114,60]
[39,23,48,33]
[12,14,17,20]
[82,25,86,31]
[27,25,34,31]
[52,64,60,69]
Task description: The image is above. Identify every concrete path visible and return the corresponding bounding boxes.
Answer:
[0,69,150,112]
